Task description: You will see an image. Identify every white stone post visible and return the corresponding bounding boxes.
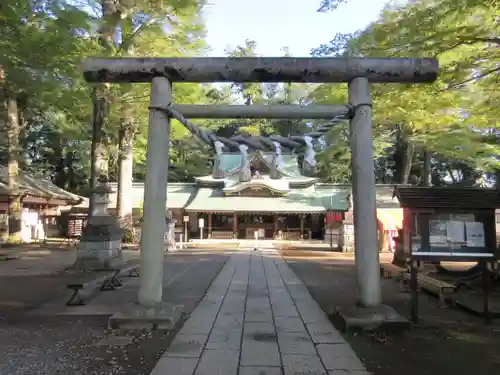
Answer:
[138,77,172,306]
[348,77,381,307]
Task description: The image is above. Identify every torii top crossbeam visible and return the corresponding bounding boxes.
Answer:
[81,57,439,84]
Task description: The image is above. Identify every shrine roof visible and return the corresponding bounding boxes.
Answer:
[184,186,350,213]
[214,151,302,178]
[106,182,197,209]
[223,176,290,194]
[0,166,82,203]
[94,182,408,212]
[319,184,401,209]
[394,186,500,209]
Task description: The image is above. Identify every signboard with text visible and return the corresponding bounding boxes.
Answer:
[412,212,494,260]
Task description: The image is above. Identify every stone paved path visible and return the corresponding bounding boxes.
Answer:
[149,249,370,375]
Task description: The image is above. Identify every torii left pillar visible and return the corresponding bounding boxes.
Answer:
[138,76,172,305]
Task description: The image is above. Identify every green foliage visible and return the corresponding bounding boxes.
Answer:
[3,0,500,198]
[2,0,214,189]
[0,1,95,192]
[313,0,500,185]
[122,227,135,243]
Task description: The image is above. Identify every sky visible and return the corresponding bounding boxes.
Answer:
[203,0,391,57]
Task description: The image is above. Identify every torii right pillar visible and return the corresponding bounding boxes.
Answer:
[341,77,408,330]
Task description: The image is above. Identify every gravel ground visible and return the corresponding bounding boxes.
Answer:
[284,252,500,375]
[0,316,107,375]
[0,315,184,375]
[0,251,229,375]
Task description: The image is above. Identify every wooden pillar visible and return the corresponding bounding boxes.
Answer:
[233,213,238,239]
[300,214,304,239]
[307,214,312,240]
[208,213,212,239]
[42,204,49,242]
[273,215,278,239]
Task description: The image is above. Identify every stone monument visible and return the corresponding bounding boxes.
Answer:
[78,183,124,270]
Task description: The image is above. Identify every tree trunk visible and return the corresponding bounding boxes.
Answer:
[394,129,414,184]
[65,150,80,192]
[447,168,457,184]
[392,127,414,265]
[52,139,67,188]
[421,150,431,186]
[400,142,414,184]
[5,95,21,242]
[88,0,119,216]
[116,113,136,233]
[88,84,110,216]
[458,164,480,186]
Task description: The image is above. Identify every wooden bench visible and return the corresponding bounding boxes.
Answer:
[127,266,140,277]
[66,265,140,306]
[402,272,456,304]
[380,263,405,279]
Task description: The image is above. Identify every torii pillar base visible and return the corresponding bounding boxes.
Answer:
[108,301,183,331]
[332,304,410,333]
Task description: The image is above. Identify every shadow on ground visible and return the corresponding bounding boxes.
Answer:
[283,252,500,375]
[0,251,230,375]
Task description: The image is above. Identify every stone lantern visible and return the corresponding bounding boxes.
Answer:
[78,183,124,269]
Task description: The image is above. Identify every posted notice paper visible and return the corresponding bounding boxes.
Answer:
[465,222,485,248]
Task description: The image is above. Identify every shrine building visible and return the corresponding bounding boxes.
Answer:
[107,150,403,249]
[183,150,350,241]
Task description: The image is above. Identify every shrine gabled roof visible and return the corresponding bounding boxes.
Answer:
[213,151,301,178]
[185,186,350,213]
[257,152,302,178]
[0,166,82,203]
[394,186,500,209]
[197,172,318,191]
[217,154,243,175]
[223,177,290,194]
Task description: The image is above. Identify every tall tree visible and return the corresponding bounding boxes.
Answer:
[82,0,207,224]
[312,0,499,185]
[0,0,91,240]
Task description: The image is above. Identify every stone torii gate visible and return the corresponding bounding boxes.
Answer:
[82,57,439,315]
